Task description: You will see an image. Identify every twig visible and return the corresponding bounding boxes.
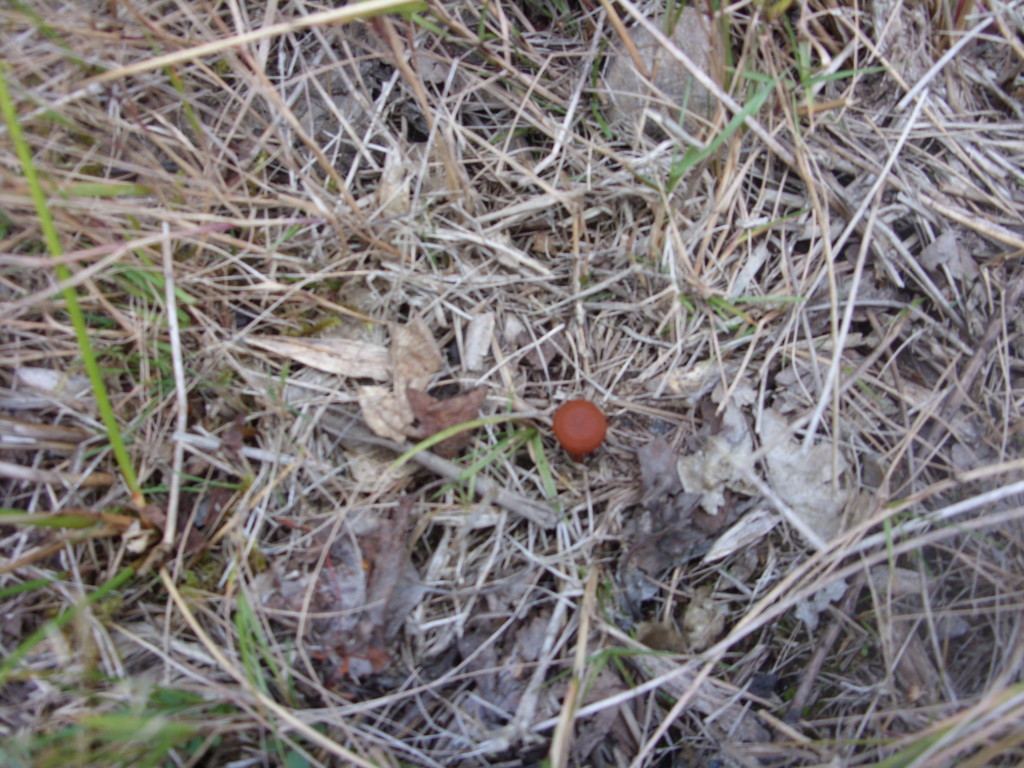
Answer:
[318,412,559,528]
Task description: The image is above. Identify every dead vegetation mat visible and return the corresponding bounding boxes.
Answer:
[2,0,1024,766]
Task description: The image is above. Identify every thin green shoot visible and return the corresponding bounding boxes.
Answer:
[805,66,886,86]
[57,181,152,198]
[0,509,100,529]
[0,65,142,505]
[390,413,536,470]
[78,712,198,768]
[707,296,756,325]
[725,294,807,305]
[870,728,949,768]
[0,567,135,687]
[667,75,780,192]
[528,430,557,499]
[432,424,557,507]
[409,12,444,35]
[235,591,271,696]
[161,62,203,145]
[454,427,534,484]
[0,573,67,601]
[733,208,809,244]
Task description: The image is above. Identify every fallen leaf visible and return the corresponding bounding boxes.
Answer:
[376,147,411,218]
[122,519,156,554]
[621,436,713,613]
[637,621,687,652]
[247,336,389,380]
[652,358,725,404]
[637,437,682,514]
[255,500,423,681]
[503,315,559,369]
[676,387,757,515]
[354,497,425,655]
[793,579,848,633]
[14,366,95,410]
[463,312,495,372]
[919,230,979,282]
[358,385,414,443]
[390,317,443,388]
[406,386,486,458]
[570,666,638,762]
[682,585,727,652]
[702,507,781,563]
[138,504,206,555]
[759,408,850,542]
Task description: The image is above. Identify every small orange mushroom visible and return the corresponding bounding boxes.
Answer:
[552,399,607,462]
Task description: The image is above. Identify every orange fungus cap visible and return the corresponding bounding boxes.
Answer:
[552,399,607,461]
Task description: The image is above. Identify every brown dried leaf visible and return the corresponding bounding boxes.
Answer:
[919,230,979,281]
[637,621,686,652]
[390,317,443,387]
[463,312,495,372]
[759,408,849,542]
[358,384,414,443]
[247,336,389,380]
[137,504,206,555]
[702,507,781,563]
[255,502,423,679]
[257,531,367,649]
[571,666,637,762]
[638,437,682,513]
[376,148,411,218]
[676,390,757,515]
[406,386,486,458]
[682,585,727,652]
[356,498,424,648]
[621,436,713,611]
[14,366,95,411]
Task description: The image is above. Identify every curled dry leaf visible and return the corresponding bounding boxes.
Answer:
[13,366,95,411]
[649,358,727,404]
[390,317,443,388]
[677,389,757,515]
[247,336,389,380]
[353,498,426,663]
[358,384,414,443]
[682,585,727,652]
[357,318,448,443]
[604,7,719,136]
[621,435,713,612]
[702,507,781,564]
[255,499,423,680]
[759,408,850,542]
[637,436,682,513]
[406,386,486,459]
[793,579,848,633]
[919,229,979,282]
[138,504,207,555]
[463,312,495,372]
[376,147,412,218]
[570,666,637,762]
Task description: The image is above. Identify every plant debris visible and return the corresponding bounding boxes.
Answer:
[2,1,1023,765]
[406,386,486,458]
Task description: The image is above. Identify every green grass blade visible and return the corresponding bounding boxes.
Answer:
[667,75,780,192]
[0,509,99,528]
[0,64,141,504]
[390,413,533,470]
[0,567,135,687]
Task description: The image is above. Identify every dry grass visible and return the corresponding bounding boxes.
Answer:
[1,0,1023,766]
